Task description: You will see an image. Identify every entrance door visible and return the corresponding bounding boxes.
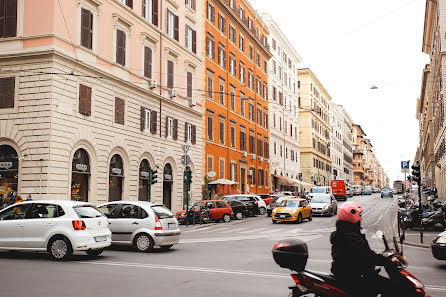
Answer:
[163,163,173,210]
[240,168,246,194]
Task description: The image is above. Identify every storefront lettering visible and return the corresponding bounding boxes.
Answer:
[75,164,88,172]
[111,168,122,175]
[140,171,149,178]
[0,162,13,169]
[164,174,172,181]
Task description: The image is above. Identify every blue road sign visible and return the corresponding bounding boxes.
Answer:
[401,161,410,173]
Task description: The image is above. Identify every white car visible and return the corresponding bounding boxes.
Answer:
[0,200,111,260]
[97,201,181,252]
[309,186,332,198]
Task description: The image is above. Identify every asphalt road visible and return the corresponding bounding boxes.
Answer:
[0,194,445,297]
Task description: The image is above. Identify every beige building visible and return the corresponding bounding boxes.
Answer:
[298,68,331,186]
[0,0,204,212]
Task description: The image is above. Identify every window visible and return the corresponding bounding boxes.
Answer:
[256,78,261,95]
[219,79,225,104]
[167,60,174,89]
[257,105,262,125]
[141,107,157,134]
[206,36,215,59]
[79,84,91,116]
[258,169,263,186]
[273,113,276,128]
[239,62,245,84]
[272,38,276,50]
[230,163,237,182]
[166,9,179,41]
[144,108,151,130]
[142,0,158,26]
[185,25,197,53]
[0,77,14,109]
[250,167,256,185]
[0,204,31,220]
[219,117,225,144]
[80,8,93,49]
[264,137,269,158]
[144,46,152,78]
[218,46,226,68]
[248,101,254,121]
[118,204,140,219]
[219,159,225,179]
[186,0,196,10]
[230,55,236,76]
[230,88,235,110]
[249,131,255,153]
[118,0,133,8]
[186,71,193,98]
[272,60,276,74]
[30,204,62,219]
[257,136,263,157]
[256,53,261,67]
[165,117,178,139]
[229,25,236,43]
[218,13,226,33]
[240,128,246,151]
[0,0,16,38]
[264,109,268,128]
[274,142,276,155]
[239,34,245,52]
[248,71,254,90]
[263,82,267,99]
[249,45,254,60]
[207,155,213,173]
[116,29,126,66]
[207,72,214,98]
[230,123,235,148]
[207,112,214,140]
[239,7,245,20]
[115,97,125,124]
[240,92,245,116]
[207,2,215,23]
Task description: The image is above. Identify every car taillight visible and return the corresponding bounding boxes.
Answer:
[72,220,86,230]
[291,274,300,284]
[154,214,163,230]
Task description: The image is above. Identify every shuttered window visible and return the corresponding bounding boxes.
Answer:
[219,118,225,144]
[116,29,126,66]
[166,9,179,41]
[142,0,158,26]
[79,84,91,116]
[0,77,14,109]
[167,60,174,89]
[115,97,125,124]
[144,46,152,78]
[240,129,246,151]
[219,159,224,179]
[186,0,196,10]
[207,112,214,140]
[191,125,196,145]
[80,8,93,49]
[185,25,196,53]
[186,71,193,98]
[0,0,17,38]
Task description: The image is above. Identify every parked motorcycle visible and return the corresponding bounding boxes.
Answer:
[400,199,446,231]
[272,230,430,297]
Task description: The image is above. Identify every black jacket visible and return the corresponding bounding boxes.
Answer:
[330,220,387,279]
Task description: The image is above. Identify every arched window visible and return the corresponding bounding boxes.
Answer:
[71,148,90,202]
[109,154,124,202]
[163,163,173,210]
[139,159,150,201]
[0,145,19,199]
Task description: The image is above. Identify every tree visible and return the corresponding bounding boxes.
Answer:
[202,176,212,200]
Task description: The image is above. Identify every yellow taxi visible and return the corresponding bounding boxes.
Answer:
[271,198,312,224]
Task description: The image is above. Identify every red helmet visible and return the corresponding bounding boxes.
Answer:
[338,202,363,223]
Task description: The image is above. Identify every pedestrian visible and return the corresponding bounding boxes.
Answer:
[14,195,23,204]
[26,194,32,201]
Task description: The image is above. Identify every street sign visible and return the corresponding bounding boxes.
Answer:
[401,161,410,174]
[182,145,190,153]
[207,171,216,178]
[181,155,191,165]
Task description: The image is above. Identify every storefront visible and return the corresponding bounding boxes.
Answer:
[109,154,124,202]
[163,163,173,209]
[139,159,150,201]
[71,148,90,202]
[0,145,18,202]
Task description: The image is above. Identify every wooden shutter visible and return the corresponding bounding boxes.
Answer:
[167,60,174,88]
[173,119,178,140]
[184,122,188,142]
[165,116,169,137]
[192,29,196,53]
[2,0,17,38]
[187,72,192,98]
[144,46,152,78]
[0,77,14,109]
[80,8,92,49]
[115,97,125,124]
[79,84,91,116]
[150,110,157,134]
[116,29,126,66]
[174,14,179,41]
[142,0,146,18]
[140,106,145,131]
[191,125,196,144]
[192,0,196,10]
[211,6,215,23]
[152,0,158,26]
[126,0,133,8]
[207,115,213,140]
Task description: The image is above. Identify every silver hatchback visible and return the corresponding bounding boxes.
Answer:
[97,201,180,252]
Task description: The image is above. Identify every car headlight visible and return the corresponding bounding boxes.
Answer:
[272,208,277,213]
[435,236,446,244]
[323,205,330,209]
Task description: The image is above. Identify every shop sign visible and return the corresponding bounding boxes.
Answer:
[111,168,122,175]
[0,162,13,169]
[164,174,172,181]
[207,171,216,178]
[140,171,149,178]
[75,164,88,172]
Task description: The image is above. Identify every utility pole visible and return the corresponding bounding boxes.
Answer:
[182,145,190,226]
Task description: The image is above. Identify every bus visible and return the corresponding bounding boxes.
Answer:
[393,180,403,194]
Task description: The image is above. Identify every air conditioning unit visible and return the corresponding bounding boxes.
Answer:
[266,159,270,164]
[242,151,248,158]
[188,97,196,107]
[250,153,256,160]
[259,156,264,162]
[168,89,177,98]
[247,169,253,176]
[148,79,157,89]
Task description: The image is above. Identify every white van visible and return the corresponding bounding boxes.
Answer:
[309,186,332,198]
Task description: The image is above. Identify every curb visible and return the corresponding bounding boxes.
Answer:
[403,241,430,249]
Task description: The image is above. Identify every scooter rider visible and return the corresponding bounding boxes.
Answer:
[330,202,398,297]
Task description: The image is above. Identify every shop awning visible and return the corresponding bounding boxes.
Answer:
[273,175,299,186]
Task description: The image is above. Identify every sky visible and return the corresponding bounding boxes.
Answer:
[250,0,430,184]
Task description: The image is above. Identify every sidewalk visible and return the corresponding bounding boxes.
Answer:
[402,229,438,248]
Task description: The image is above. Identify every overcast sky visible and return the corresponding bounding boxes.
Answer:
[251,0,430,184]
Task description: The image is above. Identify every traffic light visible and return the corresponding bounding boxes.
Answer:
[186,168,192,184]
[407,175,412,182]
[411,161,421,184]
[150,168,158,185]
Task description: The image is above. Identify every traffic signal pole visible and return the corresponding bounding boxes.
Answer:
[411,161,423,243]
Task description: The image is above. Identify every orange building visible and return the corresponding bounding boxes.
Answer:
[204,0,272,195]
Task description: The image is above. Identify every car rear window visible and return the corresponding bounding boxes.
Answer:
[151,205,174,219]
[73,205,104,218]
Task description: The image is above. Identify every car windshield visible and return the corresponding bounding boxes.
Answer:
[279,200,300,207]
[310,188,326,193]
[383,188,390,192]
[73,205,103,218]
[151,205,174,219]
[311,195,330,203]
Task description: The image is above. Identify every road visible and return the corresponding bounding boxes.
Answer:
[0,193,445,297]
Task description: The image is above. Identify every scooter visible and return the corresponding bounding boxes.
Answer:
[272,230,430,297]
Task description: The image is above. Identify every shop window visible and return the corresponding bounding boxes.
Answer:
[71,148,90,202]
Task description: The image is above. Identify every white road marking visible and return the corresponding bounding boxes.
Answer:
[426,285,446,292]
[179,234,322,244]
[74,261,291,279]
[220,227,249,234]
[371,197,397,226]
[238,227,269,234]
[362,200,383,217]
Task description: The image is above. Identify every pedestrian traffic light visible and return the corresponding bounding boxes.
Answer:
[411,162,421,184]
[186,168,192,184]
[150,168,158,185]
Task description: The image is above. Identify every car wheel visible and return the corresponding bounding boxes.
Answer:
[134,233,154,253]
[297,213,303,224]
[223,213,231,223]
[308,212,312,221]
[85,249,103,257]
[259,207,267,215]
[48,236,73,261]
[235,212,243,220]
[160,245,173,250]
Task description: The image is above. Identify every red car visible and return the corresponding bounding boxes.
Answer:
[176,200,234,223]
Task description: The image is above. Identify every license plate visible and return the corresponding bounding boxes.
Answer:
[94,236,107,242]
[279,215,286,218]
[168,223,176,229]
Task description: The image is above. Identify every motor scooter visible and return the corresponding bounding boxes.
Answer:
[272,230,430,297]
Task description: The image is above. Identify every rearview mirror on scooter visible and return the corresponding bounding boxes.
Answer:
[375,230,384,239]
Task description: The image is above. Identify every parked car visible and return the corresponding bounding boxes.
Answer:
[98,201,180,252]
[176,200,234,223]
[431,230,446,260]
[309,186,332,199]
[345,186,354,198]
[352,185,363,196]
[226,200,248,220]
[0,200,111,260]
[363,186,372,195]
[271,198,312,224]
[381,187,393,198]
[263,192,293,206]
[310,194,338,216]
[372,188,381,193]
[267,195,295,216]
[331,180,347,201]
[223,195,267,215]
[222,196,258,216]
